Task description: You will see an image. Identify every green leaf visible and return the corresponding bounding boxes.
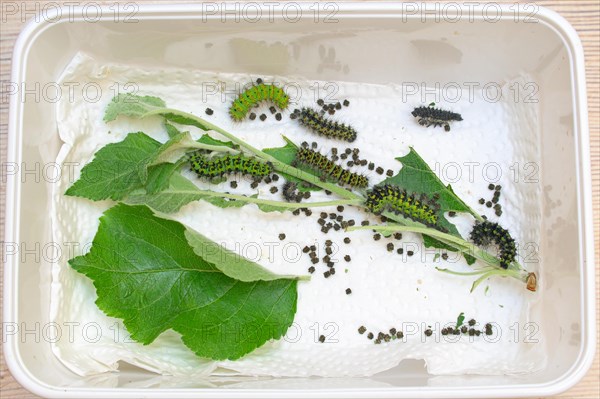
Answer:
[145,162,184,195]
[463,253,476,265]
[256,201,287,213]
[456,312,465,328]
[263,136,298,165]
[104,94,213,132]
[125,173,281,213]
[184,229,303,282]
[163,112,211,131]
[66,130,239,201]
[263,136,321,192]
[197,133,236,149]
[69,204,298,361]
[423,235,476,265]
[125,173,207,213]
[104,94,166,122]
[149,132,201,167]
[382,147,478,264]
[164,121,182,138]
[381,148,476,217]
[65,132,161,201]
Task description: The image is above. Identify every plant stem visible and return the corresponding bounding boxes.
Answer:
[348,224,529,283]
[472,213,485,223]
[187,142,240,154]
[144,108,362,201]
[435,267,494,276]
[348,223,486,261]
[195,189,363,209]
[469,268,524,292]
[139,105,533,290]
[379,211,526,274]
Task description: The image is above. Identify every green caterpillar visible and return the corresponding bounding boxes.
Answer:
[189,152,273,180]
[229,79,289,121]
[295,147,368,188]
[365,184,440,227]
[296,107,357,142]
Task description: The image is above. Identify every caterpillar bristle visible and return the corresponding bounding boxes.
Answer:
[229,81,289,121]
[412,105,462,132]
[189,152,273,180]
[296,107,357,142]
[469,221,516,269]
[365,184,440,227]
[295,147,368,188]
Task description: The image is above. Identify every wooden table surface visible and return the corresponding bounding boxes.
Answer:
[1,0,598,397]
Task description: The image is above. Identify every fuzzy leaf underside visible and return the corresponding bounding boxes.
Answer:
[184,229,298,282]
[104,94,166,122]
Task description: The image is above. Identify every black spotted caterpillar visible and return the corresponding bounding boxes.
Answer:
[295,147,368,188]
[295,107,357,142]
[189,152,273,180]
[365,184,441,227]
[229,79,289,121]
[469,221,517,269]
[412,104,463,132]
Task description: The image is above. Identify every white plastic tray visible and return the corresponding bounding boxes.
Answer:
[3,2,595,398]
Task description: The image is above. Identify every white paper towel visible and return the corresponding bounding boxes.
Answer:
[51,53,546,377]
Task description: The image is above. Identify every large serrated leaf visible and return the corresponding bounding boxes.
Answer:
[69,204,298,360]
[65,132,161,201]
[65,130,238,201]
